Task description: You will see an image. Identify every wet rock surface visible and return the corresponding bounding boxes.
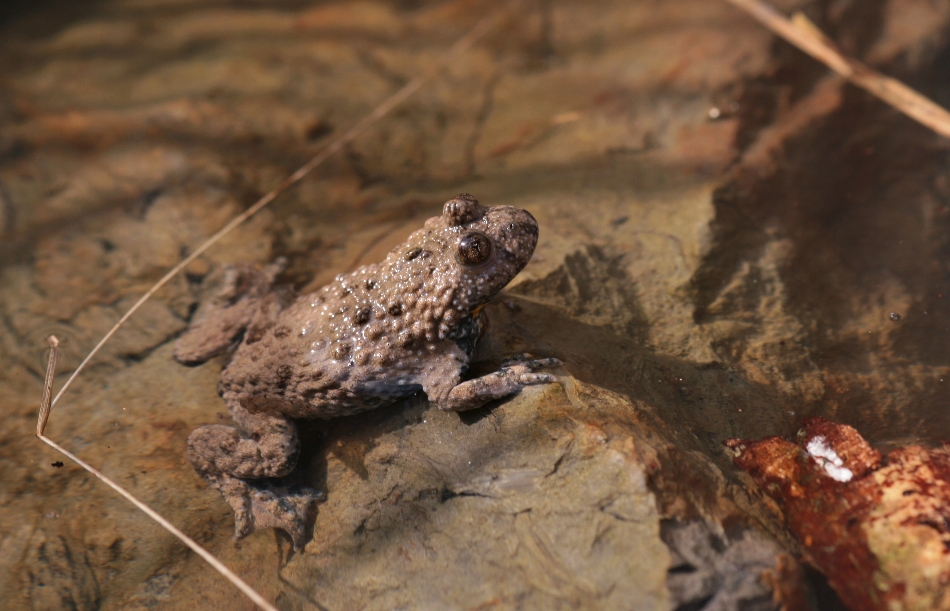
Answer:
[2,0,950,609]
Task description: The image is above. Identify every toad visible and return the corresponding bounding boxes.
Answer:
[174,194,559,548]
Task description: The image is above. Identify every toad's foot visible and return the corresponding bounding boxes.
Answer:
[212,475,324,550]
[500,354,562,369]
[437,357,562,412]
[187,398,319,548]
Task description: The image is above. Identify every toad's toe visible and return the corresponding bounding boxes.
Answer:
[217,476,324,550]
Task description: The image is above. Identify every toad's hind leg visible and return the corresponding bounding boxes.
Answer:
[187,393,322,549]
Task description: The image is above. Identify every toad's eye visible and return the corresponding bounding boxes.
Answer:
[457,232,493,266]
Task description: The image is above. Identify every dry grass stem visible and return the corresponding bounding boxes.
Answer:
[36,335,59,437]
[723,0,950,139]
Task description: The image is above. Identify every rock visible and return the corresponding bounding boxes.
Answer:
[279,380,672,611]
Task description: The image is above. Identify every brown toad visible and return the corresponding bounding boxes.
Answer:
[174,194,559,548]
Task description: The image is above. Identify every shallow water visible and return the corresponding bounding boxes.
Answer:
[2,0,950,609]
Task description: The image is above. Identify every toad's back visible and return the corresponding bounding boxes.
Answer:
[214,196,541,419]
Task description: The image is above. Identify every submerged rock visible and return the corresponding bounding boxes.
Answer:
[662,518,806,611]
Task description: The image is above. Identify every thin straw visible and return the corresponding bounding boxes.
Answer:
[723,0,950,139]
[36,335,59,436]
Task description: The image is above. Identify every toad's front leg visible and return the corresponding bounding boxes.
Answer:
[432,357,561,412]
[187,394,321,549]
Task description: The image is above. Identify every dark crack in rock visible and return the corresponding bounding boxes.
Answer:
[22,530,101,611]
